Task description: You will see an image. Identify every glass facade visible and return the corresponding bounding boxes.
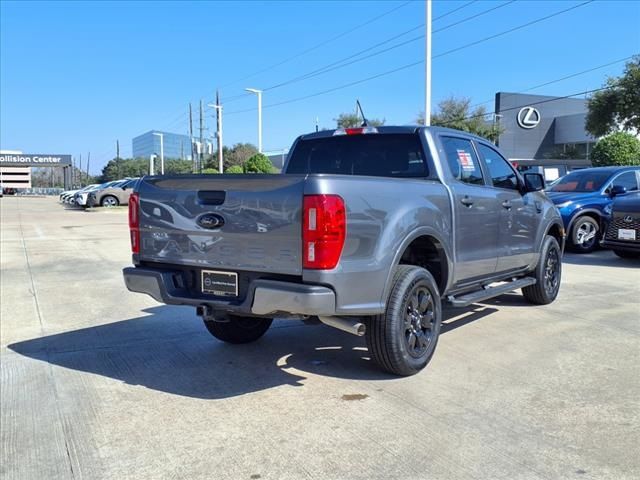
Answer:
[132,131,193,160]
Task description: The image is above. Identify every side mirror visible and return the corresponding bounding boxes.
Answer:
[609,185,627,197]
[524,173,545,192]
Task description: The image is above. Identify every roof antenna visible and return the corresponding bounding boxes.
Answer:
[356,99,369,127]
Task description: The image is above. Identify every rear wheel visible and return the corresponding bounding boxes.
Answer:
[101,195,119,207]
[613,249,640,259]
[203,315,273,344]
[523,235,562,305]
[366,265,442,376]
[570,216,599,253]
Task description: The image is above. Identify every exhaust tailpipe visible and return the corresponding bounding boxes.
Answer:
[318,316,366,336]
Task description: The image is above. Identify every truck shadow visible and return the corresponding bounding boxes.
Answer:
[8,304,498,400]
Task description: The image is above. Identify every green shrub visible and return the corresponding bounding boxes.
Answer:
[225,165,244,174]
[591,132,640,167]
[202,168,219,174]
[244,153,274,173]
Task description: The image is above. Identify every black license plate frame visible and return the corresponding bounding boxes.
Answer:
[201,270,238,297]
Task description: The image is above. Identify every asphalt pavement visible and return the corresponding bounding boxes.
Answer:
[1,196,639,480]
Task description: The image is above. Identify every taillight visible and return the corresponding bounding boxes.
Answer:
[333,127,378,136]
[303,195,346,270]
[128,193,140,254]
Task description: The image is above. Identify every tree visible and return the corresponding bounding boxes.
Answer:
[225,143,258,171]
[335,112,385,128]
[244,153,274,173]
[226,165,244,174]
[586,56,640,137]
[590,132,640,167]
[416,96,503,143]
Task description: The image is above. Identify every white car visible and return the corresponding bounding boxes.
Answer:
[74,181,124,207]
[60,184,98,204]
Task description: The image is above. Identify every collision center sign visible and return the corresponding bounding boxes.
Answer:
[0,154,72,167]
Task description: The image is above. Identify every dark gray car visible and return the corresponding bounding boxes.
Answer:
[123,126,564,375]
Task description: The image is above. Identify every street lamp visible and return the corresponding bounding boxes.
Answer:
[152,132,164,174]
[245,88,263,153]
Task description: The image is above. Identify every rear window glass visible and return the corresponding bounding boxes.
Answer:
[286,133,428,177]
[548,170,611,192]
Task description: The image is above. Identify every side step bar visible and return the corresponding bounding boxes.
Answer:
[447,277,536,308]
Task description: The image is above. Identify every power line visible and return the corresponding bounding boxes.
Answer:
[219,0,414,89]
[440,85,613,127]
[158,1,418,131]
[222,1,513,103]
[226,0,596,115]
[465,55,636,112]
[433,0,593,59]
[433,0,478,21]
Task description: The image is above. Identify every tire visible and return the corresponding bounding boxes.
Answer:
[366,265,442,376]
[101,195,119,207]
[569,216,599,253]
[522,235,562,305]
[203,315,273,344]
[613,249,640,259]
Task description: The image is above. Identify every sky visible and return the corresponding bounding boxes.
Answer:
[1,0,639,173]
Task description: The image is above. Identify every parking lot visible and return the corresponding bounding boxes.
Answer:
[1,195,639,480]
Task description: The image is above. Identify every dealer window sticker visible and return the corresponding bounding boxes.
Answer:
[456,149,475,171]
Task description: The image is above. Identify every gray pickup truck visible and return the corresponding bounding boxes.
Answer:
[123,126,564,375]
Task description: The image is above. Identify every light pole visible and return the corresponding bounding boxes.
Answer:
[152,132,164,174]
[424,0,432,126]
[245,88,263,153]
[207,91,224,174]
[149,154,156,176]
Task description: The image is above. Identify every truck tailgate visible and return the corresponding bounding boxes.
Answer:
[136,175,305,275]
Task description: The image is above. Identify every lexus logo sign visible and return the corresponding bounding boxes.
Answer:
[517,106,541,129]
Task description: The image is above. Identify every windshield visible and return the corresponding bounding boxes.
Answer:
[286,133,429,178]
[548,170,611,193]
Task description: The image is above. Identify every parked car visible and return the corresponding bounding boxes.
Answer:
[60,184,98,204]
[545,166,640,253]
[74,180,124,207]
[123,126,564,376]
[601,191,640,259]
[88,178,138,207]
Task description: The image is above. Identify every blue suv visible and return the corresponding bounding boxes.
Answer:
[546,166,640,253]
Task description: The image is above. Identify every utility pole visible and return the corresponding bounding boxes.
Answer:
[215,90,223,173]
[86,152,91,182]
[189,103,196,173]
[116,140,120,178]
[315,117,319,132]
[199,99,204,173]
[79,154,82,186]
[424,0,432,126]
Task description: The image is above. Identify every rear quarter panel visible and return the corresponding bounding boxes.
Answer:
[302,175,452,315]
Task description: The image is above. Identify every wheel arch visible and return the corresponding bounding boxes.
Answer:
[567,208,602,234]
[545,221,566,252]
[385,230,452,298]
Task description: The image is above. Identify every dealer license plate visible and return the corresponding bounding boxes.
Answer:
[618,229,636,241]
[201,270,238,297]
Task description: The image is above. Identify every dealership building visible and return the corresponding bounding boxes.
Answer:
[494,92,596,180]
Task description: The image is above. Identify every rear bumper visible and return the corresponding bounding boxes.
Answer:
[122,266,336,317]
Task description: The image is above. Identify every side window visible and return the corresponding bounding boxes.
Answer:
[612,171,639,191]
[440,137,484,185]
[478,144,519,190]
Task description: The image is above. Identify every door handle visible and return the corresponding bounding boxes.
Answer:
[501,200,512,210]
[460,196,474,207]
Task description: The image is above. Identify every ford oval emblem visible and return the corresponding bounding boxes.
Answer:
[197,213,225,229]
